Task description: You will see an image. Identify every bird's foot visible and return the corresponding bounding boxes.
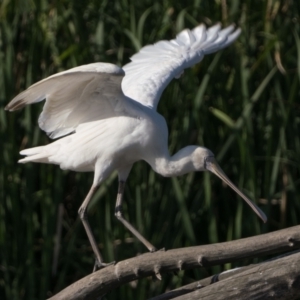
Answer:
[93,259,116,272]
[150,247,165,253]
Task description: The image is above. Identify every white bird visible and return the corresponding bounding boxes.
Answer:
[6,23,267,270]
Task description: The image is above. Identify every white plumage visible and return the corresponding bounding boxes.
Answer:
[6,23,266,270]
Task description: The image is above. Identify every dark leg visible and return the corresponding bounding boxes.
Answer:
[78,184,114,271]
[115,181,156,252]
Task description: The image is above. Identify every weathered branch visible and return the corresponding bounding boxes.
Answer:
[48,225,300,300]
[172,250,300,300]
[151,250,300,300]
[150,265,251,300]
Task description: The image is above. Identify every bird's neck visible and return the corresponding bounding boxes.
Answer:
[152,146,203,177]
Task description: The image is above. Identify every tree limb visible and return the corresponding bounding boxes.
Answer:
[172,250,300,300]
[48,225,300,300]
[151,250,300,300]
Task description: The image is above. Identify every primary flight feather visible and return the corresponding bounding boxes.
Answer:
[6,23,266,271]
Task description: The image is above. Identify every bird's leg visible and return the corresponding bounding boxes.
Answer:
[78,184,114,271]
[115,181,157,252]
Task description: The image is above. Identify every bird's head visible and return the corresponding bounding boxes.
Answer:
[192,147,214,171]
[193,146,267,223]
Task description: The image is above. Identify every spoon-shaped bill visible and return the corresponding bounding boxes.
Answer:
[205,156,267,223]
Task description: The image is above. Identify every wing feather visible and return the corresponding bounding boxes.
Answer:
[6,63,125,139]
[6,23,241,139]
[122,23,241,110]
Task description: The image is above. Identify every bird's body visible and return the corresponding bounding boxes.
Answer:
[20,98,208,179]
[19,90,172,178]
[6,23,267,270]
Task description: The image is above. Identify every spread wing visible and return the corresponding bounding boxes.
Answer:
[6,24,240,139]
[122,23,241,110]
[5,63,125,139]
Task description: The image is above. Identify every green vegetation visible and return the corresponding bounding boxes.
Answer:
[1,0,300,299]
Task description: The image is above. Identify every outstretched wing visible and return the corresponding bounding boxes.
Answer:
[5,63,125,139]
[122,23,241,110]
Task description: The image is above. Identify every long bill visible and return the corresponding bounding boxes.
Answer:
[205,156,267,223]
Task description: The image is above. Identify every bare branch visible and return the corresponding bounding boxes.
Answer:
[172,250,300,300]
[48,225,300,300]
[151,250,300,300]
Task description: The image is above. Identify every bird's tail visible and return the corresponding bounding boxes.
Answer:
[19,146,51,163]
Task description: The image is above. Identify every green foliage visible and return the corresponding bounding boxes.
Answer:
[1,0,300,299]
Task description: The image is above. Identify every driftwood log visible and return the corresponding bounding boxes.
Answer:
[49,225,300,300]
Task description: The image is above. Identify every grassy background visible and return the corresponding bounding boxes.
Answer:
[1,0,300,299]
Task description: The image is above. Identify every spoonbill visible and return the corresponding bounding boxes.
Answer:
[6,23,267,270]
